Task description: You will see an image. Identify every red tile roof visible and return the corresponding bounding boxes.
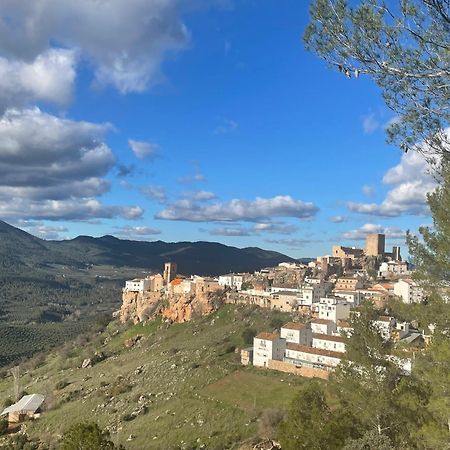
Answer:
[255,332,280,341]
[282,322,307,330]
[286,343,343,359]
[312,333,346,343]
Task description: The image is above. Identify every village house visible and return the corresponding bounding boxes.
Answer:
[333,290,362,306]
[218,273,244,290]
[373,316,396,341]
[311,318,337,335]
[394,279,424,304]
[253,332,286,368]
[284,343,342,370]
[318,297,351,322]
[336,319,353,336]
[312,333,346,353]
[378,261,409,278]
[280,322,312,346]
[335,277,364,291]
[125,278,151,293]
[270,291,298,312]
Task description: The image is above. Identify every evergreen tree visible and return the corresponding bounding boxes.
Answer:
[304,0,450,165]
[61,422,124,450]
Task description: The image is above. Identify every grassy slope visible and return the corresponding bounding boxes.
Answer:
[0,305,308,449]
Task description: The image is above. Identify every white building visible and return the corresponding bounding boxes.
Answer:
[297,282,333,306]
[378,261,409,278]
[318,297,351,323]
[311,318,337,335]
[394,279,424,304]
[333,290,362,306]
[284,343,342,370]
[125,278,150,293]
[336,319,353,336]
[218,274,243,290]
[253,332,286,368]
[280,322,312,346]
[373,316,396,341]
[312,333,346,353]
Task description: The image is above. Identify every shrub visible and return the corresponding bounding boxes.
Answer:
[55,380,70,390]
[61,422,124,450]
[241,328,257,345]
[0,419,8,436]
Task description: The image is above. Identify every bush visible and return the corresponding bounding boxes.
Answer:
[55,380,70,390]
[241,328,257,345]
[61,422,124,450]
[0,419,8,436]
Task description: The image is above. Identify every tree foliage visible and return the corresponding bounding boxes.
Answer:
[61,422,124,450]
[304,0,450,164]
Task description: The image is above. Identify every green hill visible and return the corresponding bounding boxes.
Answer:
[0,305,307,449]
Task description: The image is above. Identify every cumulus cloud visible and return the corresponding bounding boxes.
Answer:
[0,48,76,112]
[182,190,216,201]
[0,108,143,221]
[115,225,162,239]
[330,215,348,223]
[0,0,192,93]
[209,227,252,237]
[129,139,160,159]
[140,185,167,204]
[342,223,405,241]
[347,151,438,217]
[16,220,68,240]
[156,195,319,222]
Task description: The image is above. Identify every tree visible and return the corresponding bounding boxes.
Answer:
[0,418,8,436]
[61,422,124,450]
[304,0,450,165]
[278,380,359,449]
[241,328,257,345]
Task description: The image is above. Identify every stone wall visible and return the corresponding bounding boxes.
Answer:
[267,359,330,380]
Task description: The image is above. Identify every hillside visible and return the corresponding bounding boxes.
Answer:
[0,220,296,276]
[0,305,307,449]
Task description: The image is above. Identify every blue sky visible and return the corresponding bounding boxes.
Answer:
[0,1,434,258]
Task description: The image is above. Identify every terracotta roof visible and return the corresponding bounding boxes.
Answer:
[255,332,280,341]
[337,319,351,328]
[313,333,345,343]
[311,319,333,325]
[282,322,306,330]
[377,316,393,323]
[286,343,343,359]
[170,278,183,286]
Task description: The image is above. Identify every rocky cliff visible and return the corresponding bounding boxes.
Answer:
[119,289,225,324]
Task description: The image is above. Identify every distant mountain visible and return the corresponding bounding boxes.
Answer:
[0,220,296,276]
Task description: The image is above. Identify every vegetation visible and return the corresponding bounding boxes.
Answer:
[61,422,124,450]
[304,0,449,165]
[0,305,297,449]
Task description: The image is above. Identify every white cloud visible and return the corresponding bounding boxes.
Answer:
[129,139,160,159]
[264,238,313,249]
[140,185,167,203]
[16,220,68,240]
[362,113,380,134]
[115,225,162,238]
[0,108,143,221]
[0,0,193,93]
[156,195,319,222]
[208,221,298,237]
[342,223,405,241]
[330,215,348,223]
[209,227,252,237]
[347,151,438,217]
[182,190,216,201]
[0,48,76,112]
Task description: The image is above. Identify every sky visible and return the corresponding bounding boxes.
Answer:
[0,0,436,258]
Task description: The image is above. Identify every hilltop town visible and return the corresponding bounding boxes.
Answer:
[118,233,426,380]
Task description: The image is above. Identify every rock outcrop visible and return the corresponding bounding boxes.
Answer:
[119,289,224,324]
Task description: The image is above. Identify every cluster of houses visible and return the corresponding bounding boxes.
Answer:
[241,295,421,378]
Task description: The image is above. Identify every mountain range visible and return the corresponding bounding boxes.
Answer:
[0,220,300,276]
